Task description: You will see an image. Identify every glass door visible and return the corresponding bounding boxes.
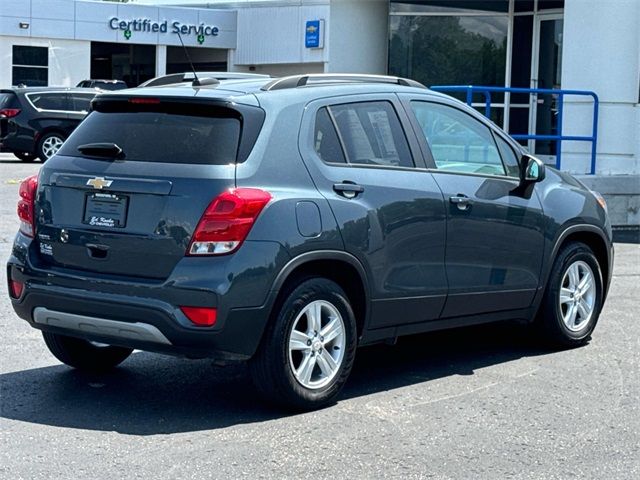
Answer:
[530,13,564,162]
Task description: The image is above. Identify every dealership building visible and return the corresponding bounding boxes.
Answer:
[0,0,638,226]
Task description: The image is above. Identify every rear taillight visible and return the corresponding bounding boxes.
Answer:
[0,108,21,118]
[187,188,271,256]
[17,174,38,237]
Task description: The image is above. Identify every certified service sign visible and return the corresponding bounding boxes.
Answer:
[305,20,324,49]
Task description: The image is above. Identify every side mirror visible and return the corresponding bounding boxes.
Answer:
[521,154,546,184]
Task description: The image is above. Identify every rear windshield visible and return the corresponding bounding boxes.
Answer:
[59,111,240,165]
[0,93,17,109]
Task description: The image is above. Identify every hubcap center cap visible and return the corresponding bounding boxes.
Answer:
[311,340,322,352]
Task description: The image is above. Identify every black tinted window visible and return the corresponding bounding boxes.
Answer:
[330,101,414,168]
[12,66,47,87]
[0,93,17,109]
[13,46,48,66]
[59,111,240,165]
[314,107,346,164]
[69,93,95,112]
[495,134,521,177]
[96,82,127,91]
[29,93,68,111]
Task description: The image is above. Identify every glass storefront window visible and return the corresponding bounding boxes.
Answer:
[90,42,156,87]
[12,46,48,86]
[390,1,509,14]
[389,15,508,91]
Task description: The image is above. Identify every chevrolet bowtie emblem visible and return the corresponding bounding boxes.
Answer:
[86,177,113,189]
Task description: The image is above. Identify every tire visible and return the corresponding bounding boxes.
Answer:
[14,151,37,162]
[249,277,357,410]
[37,132,65,161]
[536,241,603,347]
[42,332,133,372]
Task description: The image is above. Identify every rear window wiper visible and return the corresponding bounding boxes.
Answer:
[77,142,124,159]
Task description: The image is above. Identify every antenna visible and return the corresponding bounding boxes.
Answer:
[176,31,201,87]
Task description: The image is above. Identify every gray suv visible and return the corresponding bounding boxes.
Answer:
[7,74,613,410]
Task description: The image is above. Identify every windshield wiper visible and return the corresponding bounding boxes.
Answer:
[77,142,124,159]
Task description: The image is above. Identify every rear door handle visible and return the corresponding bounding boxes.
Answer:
[333,182,364,199]
[449,194,472,211]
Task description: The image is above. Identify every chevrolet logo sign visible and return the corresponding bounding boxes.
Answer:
[306,25,317,33]
[86,177,113,189]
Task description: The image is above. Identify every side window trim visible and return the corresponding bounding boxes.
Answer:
[397,95,437,169]
[489,129,512,176]
[325,106,350,164]
[491,130,523,178]
[25,92,72,114]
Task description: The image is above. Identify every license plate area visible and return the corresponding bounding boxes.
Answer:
[83,192,128,228]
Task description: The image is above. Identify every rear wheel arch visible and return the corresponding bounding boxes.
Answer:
[37,127,67,141]
[268,251,370,339]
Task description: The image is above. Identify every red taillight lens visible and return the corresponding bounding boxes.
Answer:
[9,279,24,299]
[180,306,217,327]
[187,188,271,256]
[0,108,21,118]
[17,174,38,237]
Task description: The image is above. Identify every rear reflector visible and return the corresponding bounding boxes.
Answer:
[17,174,38,237]
[187,188,271,256]
[180,306,217,327]
[0,108,21,118]
[9,280,24,299]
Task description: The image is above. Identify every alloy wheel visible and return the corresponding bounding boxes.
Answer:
[559,260,596,332]
[288,300,346,389]
[42,135,64,159]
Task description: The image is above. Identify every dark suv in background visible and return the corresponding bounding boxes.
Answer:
[7,74,613,410]
[0,87,98,162]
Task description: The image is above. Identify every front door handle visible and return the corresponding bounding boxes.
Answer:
[333,182,364,199]
[449,194,472,211]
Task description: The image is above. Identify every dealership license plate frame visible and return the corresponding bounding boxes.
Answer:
[82,192,129,228]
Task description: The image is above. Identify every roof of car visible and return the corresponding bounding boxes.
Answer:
[1,87,101,94]
[97,75,444,105]
[80,79,127,83]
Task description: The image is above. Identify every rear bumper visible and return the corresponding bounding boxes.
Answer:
[8,234,290,360]
[34,308,172,345]
[13,285,270,360]
[0,130,35,154]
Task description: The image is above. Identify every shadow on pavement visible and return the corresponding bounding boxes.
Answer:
[0,157,29,165]
[0,321,553,435]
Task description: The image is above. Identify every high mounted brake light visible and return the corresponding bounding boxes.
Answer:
[17,175,38,237]
[187,188,272,256]
[128,98,161,104]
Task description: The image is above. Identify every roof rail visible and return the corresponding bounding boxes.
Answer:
[261,74,426,91]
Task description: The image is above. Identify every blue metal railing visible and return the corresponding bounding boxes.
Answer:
[429,85,600,174]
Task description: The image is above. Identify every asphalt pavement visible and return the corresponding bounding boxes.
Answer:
[0,152,638,479]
